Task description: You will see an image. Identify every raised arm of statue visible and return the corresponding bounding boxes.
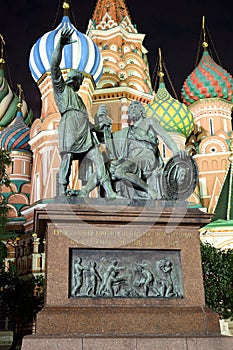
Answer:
[51,27,76,93]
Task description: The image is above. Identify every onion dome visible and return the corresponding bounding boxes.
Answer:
[0,111,30,151]
[0,87,30,151]
[146,83,194,138]
[181,17,233,105]
[181,51,233,105]
[0,36,33,127]
[29,13,103,84]
[145,50,194,138]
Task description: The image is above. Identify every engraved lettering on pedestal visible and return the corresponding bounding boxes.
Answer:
[70,250,183,298]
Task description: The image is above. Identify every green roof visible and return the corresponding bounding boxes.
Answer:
[212,162,233,222]
[201,219,233,232]
[11,179,30,192]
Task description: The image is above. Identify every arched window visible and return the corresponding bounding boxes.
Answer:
[22,161,26,175]
[11,161,14,174]
[199,178,207,196]
[35,173,40,202]
[209,118,214,136]
[162,144,166,158]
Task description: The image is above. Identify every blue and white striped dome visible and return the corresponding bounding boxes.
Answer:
[29,16,103,84]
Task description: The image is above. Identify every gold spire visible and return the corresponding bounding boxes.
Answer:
[202,16,208,50]
[17,84,23,111]
[63,1,70,16]
[158,48,164,82]
[0,34,6,66]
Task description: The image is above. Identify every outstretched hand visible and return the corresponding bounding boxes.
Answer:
[60,27,76,46]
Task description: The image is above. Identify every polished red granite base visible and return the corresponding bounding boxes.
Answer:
[21,203,233,349]
[22,335,233,350]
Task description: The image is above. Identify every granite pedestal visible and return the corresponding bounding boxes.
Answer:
[22,199,233,349]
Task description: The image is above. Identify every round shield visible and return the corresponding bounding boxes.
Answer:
[160,154,198,200]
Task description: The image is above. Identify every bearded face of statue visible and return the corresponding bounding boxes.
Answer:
[128,102,144,126]
[66,70,84,91]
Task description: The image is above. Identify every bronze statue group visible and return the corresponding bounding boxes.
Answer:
[51,28,197,201]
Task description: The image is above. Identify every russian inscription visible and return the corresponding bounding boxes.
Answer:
[53,227,193,248]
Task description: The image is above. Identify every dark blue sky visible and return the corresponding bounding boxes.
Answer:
[2,0,233,117]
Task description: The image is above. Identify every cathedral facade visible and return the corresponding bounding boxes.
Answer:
[1,0,233,278]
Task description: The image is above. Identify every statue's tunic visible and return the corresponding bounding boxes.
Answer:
[112,126,160,177]
[52,80,95,155]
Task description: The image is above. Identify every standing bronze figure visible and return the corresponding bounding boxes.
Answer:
[51,28,116,197]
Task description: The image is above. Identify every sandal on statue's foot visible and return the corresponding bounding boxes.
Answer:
[66,189,83,196]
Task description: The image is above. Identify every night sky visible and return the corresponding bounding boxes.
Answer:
[1,0,233,118]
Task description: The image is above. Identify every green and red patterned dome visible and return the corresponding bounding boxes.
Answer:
[145,82,194,138]
[0,66,33,128]
[181,50,233,105]
[0,110,30,151]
